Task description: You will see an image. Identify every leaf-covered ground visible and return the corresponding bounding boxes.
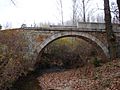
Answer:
[38,59,120,90]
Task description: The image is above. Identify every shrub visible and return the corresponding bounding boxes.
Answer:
[93,57,101,67]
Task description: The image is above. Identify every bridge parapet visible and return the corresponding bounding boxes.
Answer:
[77,22,120,32]
[21,22,120,32]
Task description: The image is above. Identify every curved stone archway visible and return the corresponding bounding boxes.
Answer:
[35,31,109,58]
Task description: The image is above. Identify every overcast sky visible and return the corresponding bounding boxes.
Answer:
[0,0,73,28]
[0,0,116,29]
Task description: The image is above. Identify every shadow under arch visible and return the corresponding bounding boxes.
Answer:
[35,31,109,60]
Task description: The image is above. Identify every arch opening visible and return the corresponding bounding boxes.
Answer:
[34,32,109,70]
[35,32,109,59]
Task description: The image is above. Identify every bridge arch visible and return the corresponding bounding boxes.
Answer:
[35,31,109,58]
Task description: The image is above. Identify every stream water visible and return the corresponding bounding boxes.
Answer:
[11,73,42,90]
[11,67,65,90]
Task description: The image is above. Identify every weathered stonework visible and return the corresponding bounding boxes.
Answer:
[1,23,120,70]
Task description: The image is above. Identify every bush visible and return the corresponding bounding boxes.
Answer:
[0,24,2,30]
[93,57,101,67]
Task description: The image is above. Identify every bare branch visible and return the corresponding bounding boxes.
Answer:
[86,0,91,6]
[11,0,16,6]
[56,0,64,25]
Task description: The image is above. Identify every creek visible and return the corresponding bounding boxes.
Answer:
[10,66,65,90]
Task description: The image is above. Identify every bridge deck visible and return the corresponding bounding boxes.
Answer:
[2,22,120,32]
[22,27,120,33]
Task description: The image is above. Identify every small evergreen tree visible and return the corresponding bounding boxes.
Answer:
[0,24,2,30]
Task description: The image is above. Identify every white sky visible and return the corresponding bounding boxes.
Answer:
[0,0,116,28]
[0,0,74,28]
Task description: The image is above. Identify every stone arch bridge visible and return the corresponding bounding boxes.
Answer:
[2,22,120,70]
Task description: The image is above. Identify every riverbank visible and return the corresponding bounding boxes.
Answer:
[11,59,120,90]
[38,59,120,90]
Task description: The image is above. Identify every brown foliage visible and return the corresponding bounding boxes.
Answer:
[38,59,120,90]
[0,30,28,89]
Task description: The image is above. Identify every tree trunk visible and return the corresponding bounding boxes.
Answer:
[117,0,120,21]
[73,0,77,25]
[59,0,64,25]
[104,0,117,59]
[82,0,86,22]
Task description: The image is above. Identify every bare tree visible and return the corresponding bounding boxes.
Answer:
[117,0,120,21]
[96,14,104,23]
[82,0,86,22]
[56,0,64,25]
[72,0,77,25]
[5,22,12,29]
[10,0,16,6]
[80,0,97,22]
[21,24,27,28]
[72,0,99,22]
[111,2,119,23]
[104,0,117,59]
